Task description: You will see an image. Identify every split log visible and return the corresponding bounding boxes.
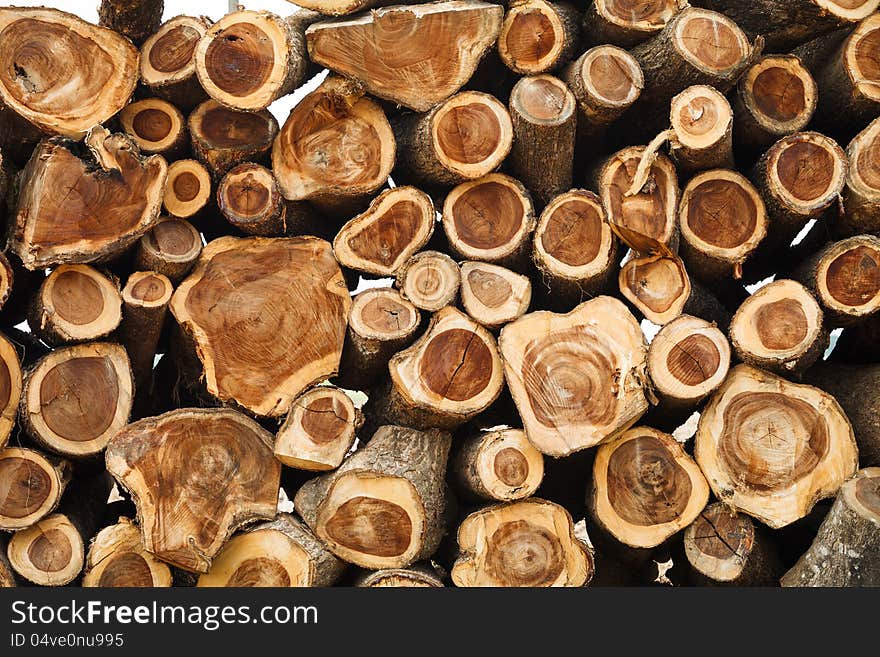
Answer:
[82,517,172,587]
[99,0,163,46]
[781,467,880,587]
[498,0,580,74]
[498,295,648,457]
[451,498,593,587]
[197,514,345,587]
[366,307,504,430]
[274,386,361,472]
[683,502,782,586]
[335,287,421,392]
[695,364,859,528]
[119,271,173,393]
[0,332,21,447]
[20,342,134,459]
[119,98,187,160]
[729,279,828,376]
[590,426,709,548]
[356,564,444,587]
[532,189,618,308]
[163,159,212,221]
[459,261,532,330]
[396,251,461,312]
[134,217,203,284]
[105,408,281,572]
[27,265,122,346]
[189,100,279,180]
[582,0,681,48]
[0,447,70,531]
[170,236,350,417]
[140,15,212,112]
[306,1,504,112]
[294,424,451,569]
[271,76,395,216]
[442,173,536,269]
[11,127,167,270]
[508,74,577,207]
[841,116,880,237]
[678,169,768,284]
[392,91,513,187]
[733,55,818,156]
[0,7,137,138]
[332,187,435,277]
[667,85,734,175]
[194,10,316,112]
[451,428,544,502]
[217,163,285,236]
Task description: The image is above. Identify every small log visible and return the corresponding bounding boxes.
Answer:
[451,428,544,502]
[197,513,346,587]
[499,295,648,457]
[189,100,279,180]
[590,426,709,548]
[667,85,734,175]
[0,332,22,448]
[451,498,593,587]
[134,217,203,284]
[683,502,782,586]
[332,186,435,277]
[396,251,461,312]
[366,307,504,430]
[294,424,451,569]
[695,364,859,529]
[99,0,163,46]
[27,264,122,346]
[508,74,577,207]
[12,127,167,270]
[82,517,172,587]
[582,0,681,48]
[119,98,187,160]
[498,0,581,74]
[20,342,134,459]
[140,15,212,112]
[392,91,513,187]
[0,8,137,138]
[356,564,444,587]
[274,386,362,472]
[119,271,173,393]
[0,447,70,531]
[532,189,618,308]
[163,159,212,221]
[306,1,504,112]
[106,408,281,572]
[729,279,828,376]
[272,76,395,216]
[217,163,284,236]
[170,237,349,417]
[442,173,536,268]
[841,116,880,237]
[335,287,421,392]
[781,467,880,587]
[460,261,532,330]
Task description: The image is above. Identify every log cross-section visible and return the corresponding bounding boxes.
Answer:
[82,517,173,587]
[0,447,69,531]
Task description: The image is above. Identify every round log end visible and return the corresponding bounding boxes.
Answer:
[672,8,750,76]
[164,159,212,220]
[739,55,817,135]
[140,15,209,87]
[576,45,643,110]
[815,235,880,322]
[766,131,847,213]
[396,250,461,312]
[119,98,186,156]
[670,85,732,151]
[217,162,284,236]
[83,518,172,587]
[7,512,84,586]
[0,447,68,531]
[460,261,532,330]
[349,287,421,343]
[683,503,756,583]
[197,528,313,587]
[499,0,569,74]
[510,74,576,126]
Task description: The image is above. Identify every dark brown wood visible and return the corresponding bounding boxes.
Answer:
[134,217,203,284]
[119,98,187,160]
[498,1,581,74]
[99,0,164,46]
[140,15,211,112]
[0,447,70,531]
[217,163,286,236]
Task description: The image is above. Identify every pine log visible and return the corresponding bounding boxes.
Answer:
[105,408,281,573]
[356,564,444,587]
[452,428,544,502]
[294,424,451,569]
[451,498,593,586]
[306,2,504,112]
[392,91,513,187]
[189,100,279,180]
[0,447,70,531]
[781,467,880,586]
[134,217,203,284]
[27,265,122,346]
[20,342,134,459]
[119,98,187,160]
[335,287,421,392]
[82,517,172,587]
[695,364,859,529]
[667,85,734,175]
[498,1,581,74]
[582,0,681,48]
[12,127,167,270]
[366,307,504,430]
[0,8,137,138]
[164,159,212,221]
[460,261,532,330]
[683,502,782,586]
[508,74,577,207]
[197,513,345,587]
[499,295,648,457]
[396,250,461,312]
[0,332,21,448]
[333,187,435,277]
[274,386,362,472]
[729,279,828,376]
[170,236,349,417]
[140,16,212,112]
[841,116,880,237]
[119,271,173,393]
[99,0,163,46]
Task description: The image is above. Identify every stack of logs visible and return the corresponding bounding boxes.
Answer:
[0,0,879,589]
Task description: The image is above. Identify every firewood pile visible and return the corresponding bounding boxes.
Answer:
[0,0,879,588]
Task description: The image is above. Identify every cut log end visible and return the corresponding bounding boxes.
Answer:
[672,8,751,76]
[0,447,69,531]
[349,287,421,343]
[218,163,284,236]
[766,132,848,213]
[141,16,209,87]
[670,85,732,152]
[0,334,23,448]
[813,235,880,323]
[164,159,212,220]
[844,13,880,104]
[460,262,532,330]
[739,55,818,136]
[357,566,444,587]
[122,270,174,309]
[396,251,461,312]
[573,45,643,111]
[619,254,691,325]
[498,0,573,74]
[684,503,762,584]
[7,513,84,586]
[135,218,203,284]
[510,74,576,126]
[592,0,680,41]
[189,100,278,179]
[119,98,186,157]
[843,117,880,236]
[83,518,172,587]
[453,428,544,502]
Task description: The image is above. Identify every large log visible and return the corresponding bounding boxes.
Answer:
[99,0,163,46]
[83,517,172,587]
[498,0,581,74]
[140,16,212,112]
[0,447,69,531]
[451,428,544,502]
[841,116,880,237]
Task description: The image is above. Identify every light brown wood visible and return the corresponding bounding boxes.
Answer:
[140,16,212,112]
[163,159,212,220]
[356,564,444,587]
[0,447,70,531]
[842,116,880,237]
[460,261,532,330]
[119,271,174,393]
[498,0,581,74]
[82,517,173,587]
[583,0,681,48]
[396,251,461,312]
[619,253,690,325]
[452,428,544,502]
[135,217,203,284]
[0,333,22,449]
[668,85,734,175]
[217,163,285,236]
[119,98,187,159]
[7,513,85,586]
